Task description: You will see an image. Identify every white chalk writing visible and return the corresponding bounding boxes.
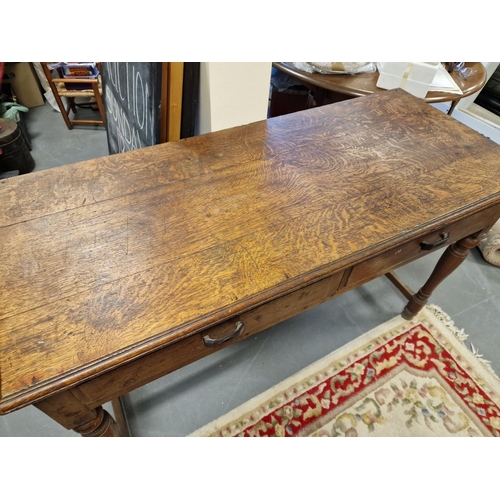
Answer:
[104,62,157,153]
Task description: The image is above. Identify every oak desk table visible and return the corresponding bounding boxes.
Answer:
[1,89,500,437]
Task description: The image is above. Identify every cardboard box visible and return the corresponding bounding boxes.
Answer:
[3,63,44,108]
[376,62,440,99]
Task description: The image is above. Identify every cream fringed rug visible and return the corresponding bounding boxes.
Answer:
[478,219,500,266]
[191,306,500,437]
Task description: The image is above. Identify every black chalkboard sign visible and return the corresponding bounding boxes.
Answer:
[101,62,162,155]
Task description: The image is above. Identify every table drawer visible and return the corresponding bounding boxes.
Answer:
[346,206,500,289]
[201,270,343,348]
[75,271,343,407]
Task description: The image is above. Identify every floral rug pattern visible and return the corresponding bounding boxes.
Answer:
[191,306,500,437]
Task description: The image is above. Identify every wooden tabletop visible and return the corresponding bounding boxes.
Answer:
[273,62,487,103]
[1,89,500,414]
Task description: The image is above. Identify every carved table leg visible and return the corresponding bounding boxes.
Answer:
[73,406,122,437]
[402,232,481,320]
[35,389,125,437]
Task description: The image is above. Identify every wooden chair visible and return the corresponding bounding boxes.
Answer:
[41,62,106,130]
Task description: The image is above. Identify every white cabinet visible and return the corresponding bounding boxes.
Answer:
[452,62,500,145]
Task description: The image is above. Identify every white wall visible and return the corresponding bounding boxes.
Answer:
[197,62,272,135]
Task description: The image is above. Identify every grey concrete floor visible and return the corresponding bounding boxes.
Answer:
[0,99,108,179]
[1,101,499,437]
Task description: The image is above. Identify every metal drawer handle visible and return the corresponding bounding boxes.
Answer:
[203,321,244,347]
[420,232,450,251]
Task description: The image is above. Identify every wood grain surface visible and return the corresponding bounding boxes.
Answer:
[1,89,500,413]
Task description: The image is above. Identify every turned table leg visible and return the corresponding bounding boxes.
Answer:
[402,232,481,320]
[35,390,125,437]
[73,406,122,437]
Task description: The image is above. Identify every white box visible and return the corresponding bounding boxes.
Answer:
[376,62,441,98]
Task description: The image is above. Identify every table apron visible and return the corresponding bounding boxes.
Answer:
[70,271,345,408]
[344,203,500,290]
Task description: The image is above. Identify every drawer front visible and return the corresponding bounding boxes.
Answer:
[346,205,500,289]
[75,271,343,407]
[201,270,343,348]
